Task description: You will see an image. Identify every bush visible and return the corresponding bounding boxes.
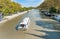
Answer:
[49,7,57,13]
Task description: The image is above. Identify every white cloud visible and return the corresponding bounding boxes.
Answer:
[11,0,14,1]
[10,0,45,7]
[11,0,12,1]
[25,0,35,2]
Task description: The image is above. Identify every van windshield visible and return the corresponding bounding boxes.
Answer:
[20,24,25,27]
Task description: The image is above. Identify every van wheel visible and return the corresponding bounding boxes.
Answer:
[16,26,19,31]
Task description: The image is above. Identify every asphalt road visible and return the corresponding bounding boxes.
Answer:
[0,9,60,39]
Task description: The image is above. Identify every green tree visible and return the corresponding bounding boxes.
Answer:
[0,0,22,15]
[49,7,57,13]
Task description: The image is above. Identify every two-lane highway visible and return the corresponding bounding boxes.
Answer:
[0,9,60,39]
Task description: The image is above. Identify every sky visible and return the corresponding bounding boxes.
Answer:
[11,0,44,7]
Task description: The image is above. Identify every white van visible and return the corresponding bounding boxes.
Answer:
[16,17,30,31]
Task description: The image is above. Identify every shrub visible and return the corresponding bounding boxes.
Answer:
[49,7,57,13]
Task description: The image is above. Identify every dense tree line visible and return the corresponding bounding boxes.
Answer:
[0,0,32,16]
[0,0,22,15]
[37,0,60,13]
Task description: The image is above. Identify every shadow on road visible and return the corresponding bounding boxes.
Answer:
[34,20,60,39]
[34,29,60,39]
[35,20,60,30]
[25,33,46,38]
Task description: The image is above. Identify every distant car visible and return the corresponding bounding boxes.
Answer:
[16,17,30,31]
[44,12,51,17]
[44,12,55,17]
[53,15,60,21]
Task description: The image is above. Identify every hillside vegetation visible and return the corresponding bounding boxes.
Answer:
[37,0,60,11]
[0,0,32,16]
